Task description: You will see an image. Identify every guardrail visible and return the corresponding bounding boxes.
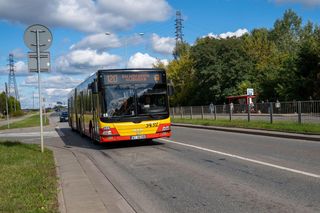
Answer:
[170,100,320,124]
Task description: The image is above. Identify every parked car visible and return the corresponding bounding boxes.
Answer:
[59,111,68,122]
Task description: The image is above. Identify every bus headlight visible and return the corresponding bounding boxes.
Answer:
[100,126,119,136]
[162,125,170,132]
[101,126,112,135]
[102,130,113,136]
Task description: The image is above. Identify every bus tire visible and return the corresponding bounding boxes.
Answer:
[89,121,93,139]
[92,139,100,145]
[78,119,84,137]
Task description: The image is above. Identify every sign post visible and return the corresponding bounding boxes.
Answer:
[24,24,52,153]
[246,88,254,96]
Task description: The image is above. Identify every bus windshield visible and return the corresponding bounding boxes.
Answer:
[104,83,168,118]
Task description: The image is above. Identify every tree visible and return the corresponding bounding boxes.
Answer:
[190,37,254,104]
[161,10,319,105]
[0,92,6,115]
[270,9,302,53]
[268,10,304,101]
[295,22,320,99]
[173,41,189,60]
[0,91,22,116]
[242,28,280,101]
[167,43,195,106]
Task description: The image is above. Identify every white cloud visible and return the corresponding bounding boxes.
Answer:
[70,33,121,50]
[206,28,249,39]
[29,88,72,108]
[45,88,72,96]
[127,52,168,68]
[20,74,83,108]
[67,49,120,66]
[151,33,175,55]
[55,49,121,74]
[70,32,144,50]
[10,49,26,59]
[15,61,28,74]
[96,0,171,23]
[0,0,172,33]
[273,0,320,6]
[22,75,82,89]
[0,60,29,76]
[44,88,72,108]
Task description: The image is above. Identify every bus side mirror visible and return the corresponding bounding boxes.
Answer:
[89,82,98,94]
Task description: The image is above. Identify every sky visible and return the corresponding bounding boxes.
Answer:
[0,0,320,109]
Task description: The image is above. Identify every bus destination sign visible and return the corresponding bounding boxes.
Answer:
[105,72,164,84]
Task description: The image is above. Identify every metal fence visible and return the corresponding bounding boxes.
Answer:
[170,100,320,124]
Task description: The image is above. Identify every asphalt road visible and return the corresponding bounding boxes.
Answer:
[2,114,319,213]
[52,116,320,213]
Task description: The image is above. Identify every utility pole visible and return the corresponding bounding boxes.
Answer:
[33,91,35,109]
[174,10,184,59]
[8,54,19,111]
[5,83,10,129]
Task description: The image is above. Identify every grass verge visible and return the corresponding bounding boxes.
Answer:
[0,114,49,130]
[172,118,320,134]
[0,141,58,212]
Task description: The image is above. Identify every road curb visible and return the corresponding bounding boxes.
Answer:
[172,123,320,142]
[52,151,67,213]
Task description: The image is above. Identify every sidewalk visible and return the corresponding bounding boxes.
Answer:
[172,123,320,142]
[0,118,134,213]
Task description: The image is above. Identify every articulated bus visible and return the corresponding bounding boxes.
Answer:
[68,68,172,143]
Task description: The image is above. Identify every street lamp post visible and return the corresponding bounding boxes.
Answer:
[105,32,144,68]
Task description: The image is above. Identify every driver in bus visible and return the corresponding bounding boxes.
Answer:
[144,96,151,108]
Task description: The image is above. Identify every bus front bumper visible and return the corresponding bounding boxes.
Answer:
[99,131,171,143]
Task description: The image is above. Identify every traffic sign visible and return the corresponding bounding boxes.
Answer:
[23,24,53,153]
[28,52,50,72]
[247,88,254,96]
[24,24,52,52]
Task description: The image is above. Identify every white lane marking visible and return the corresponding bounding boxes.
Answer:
[159,138,320,179]
[0,131,60,138]
[173,126,320,144]
[55,126,65,137]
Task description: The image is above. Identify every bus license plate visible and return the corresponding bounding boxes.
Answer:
[131,135,146,140]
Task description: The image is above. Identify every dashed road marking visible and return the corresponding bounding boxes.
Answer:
[0,131,61,138]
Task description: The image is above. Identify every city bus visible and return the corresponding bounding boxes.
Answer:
[68,68,172,143]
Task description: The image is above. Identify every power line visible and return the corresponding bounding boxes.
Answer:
[175,10,184,43]
[8,53,19,111]
[174,10,184,59]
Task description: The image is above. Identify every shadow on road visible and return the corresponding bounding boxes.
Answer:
[56,126,164,150]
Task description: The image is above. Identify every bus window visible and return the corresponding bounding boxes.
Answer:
[136,84,167,115]
[105,85,135,117]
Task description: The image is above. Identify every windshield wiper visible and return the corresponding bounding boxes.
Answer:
[148,114,157,119]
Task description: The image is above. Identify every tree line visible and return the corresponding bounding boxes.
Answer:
[0,92,22,116]
[157,10,320,106]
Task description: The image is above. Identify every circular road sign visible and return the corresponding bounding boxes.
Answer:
[24,24,52,52]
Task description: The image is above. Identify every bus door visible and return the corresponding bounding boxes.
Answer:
[91,89,98,139]
[74,89,79,130]
[79,91,84,133]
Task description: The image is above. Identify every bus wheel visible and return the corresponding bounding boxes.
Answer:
[89,121,93,139]
[78,119,83,137]
[92,138,100,145]
[144,139,153,143]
